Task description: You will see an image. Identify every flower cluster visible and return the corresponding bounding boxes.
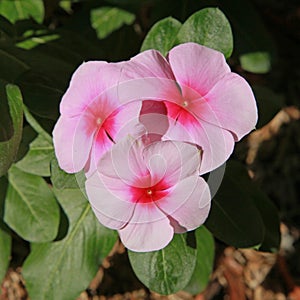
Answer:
[53,42,257,252]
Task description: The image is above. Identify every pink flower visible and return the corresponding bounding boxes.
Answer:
[85,137,211,252]
[114,42,258,174]
[52,61,142,176]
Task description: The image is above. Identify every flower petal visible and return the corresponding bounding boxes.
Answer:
[167,42,230,97]
[199,73,258,140]
[60,61,123,117]
[143,140,201,186]
[98,136,150,188]
[156,176,211,232]
[163,103,235,174]
[52,115,95,173]
[121,49,175,80]
[118,202,174,252]
[85,171,135,229]
[85,101,143,177]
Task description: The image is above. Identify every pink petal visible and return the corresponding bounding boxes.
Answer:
[199,73,258,140]
[121,49,175,80]
[98,136,150,188]
[118,202,174,252]
[167,43,230,97]
[85,101,143,177]
[85,171,135,229]
[163,103,235,174]
[60,61,123,117]
[142,141,201,186]
[156,176,211,232]
[116,77,182,106]
[52,115,95,173]
[84,128,114,177]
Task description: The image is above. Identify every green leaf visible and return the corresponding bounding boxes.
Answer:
[16,134,54,177]
[176,8,233,58]
[4,165,60,242]
[22,182,118,300]
[0,228,11,284]
[240,52,271,74]
[0,0,44,24]
[22,105,52,142]
[90,6,135,39]
[0,84,23,177]
[205,161,265,248]
[50,158,86,191]
[0,48,29,82]
[214,0,275,74]
[128,233,197,295]
[141,17,182,56]
[184,227,214,294]
[224,161,280,252]
[253,86,284,128]
[0,177,11,285]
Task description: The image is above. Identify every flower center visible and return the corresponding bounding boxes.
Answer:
[146,189,153,195]
[96,117,102,126]
[182,100,188,107]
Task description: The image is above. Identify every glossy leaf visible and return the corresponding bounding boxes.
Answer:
[176,8,233,58]
[128,233,197,295]
[90,6,135,39]
[141,17,182,56]
[4,165,59,242]
[184,227,214,294]
[0,85,23,177]
[240,52,271,74]
[205,161,265,248]
[16,134,54,177]
[23,180,118,300]
[0,0,44,24]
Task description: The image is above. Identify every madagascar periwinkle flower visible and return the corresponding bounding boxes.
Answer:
[52,61,142,177]
[53,42,258,252]
[85,137,211,252]
[115,42,258,174]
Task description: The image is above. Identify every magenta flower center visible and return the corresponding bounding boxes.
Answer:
[130,180,170,204]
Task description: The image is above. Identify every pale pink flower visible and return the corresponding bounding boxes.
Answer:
[85,137,211,252]
[114,42,258,174]
[52,61,142,176]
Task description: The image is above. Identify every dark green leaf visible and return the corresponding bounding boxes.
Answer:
[224,161,280,252]
[0,176,11,284]
[0,84,23,177]
[22,185,117,300]
[220,0,275,66]
[205,161,265,248]
[128,233,197,295]
[184,227,214,294]
[141,17,182,56]
[0,228,11,284]
[176,8,233,58]
[0,0,44,24]
[4,165,60,242]
[253,86,284,128]
[22,105,52,142]
[91,6,135,39]
[0,48,29,82]
[16,134,54,177]
[240,52,271,74]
